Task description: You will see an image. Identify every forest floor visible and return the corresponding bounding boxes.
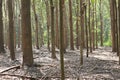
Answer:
[0,46,120,80]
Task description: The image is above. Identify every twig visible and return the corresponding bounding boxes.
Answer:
[0,65,20,73]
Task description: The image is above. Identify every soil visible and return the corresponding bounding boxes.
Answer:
[0,46,120,80]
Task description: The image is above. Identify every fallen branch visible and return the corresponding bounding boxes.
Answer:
[33,57,39,59]
[0,65,20,73]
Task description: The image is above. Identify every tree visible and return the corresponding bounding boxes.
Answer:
[59,0,65,79]
[92,2,95,50]
[50,0,57,59]
[45,1,50,51]
[76,0,80,49]
[69,0,74,50]
[17,0,21,48]
[95,0,98,49]
[8,0,15,60]
[114,0,119,55]
[32,0,39,49]
[110,0,117,52]
[80,0,84,65]
[84,2,88,57]
[100,0,103,46]
[21,0,33,66]
[0,0,5,53]
[63,2,68,52]
[55,0,59,49]
[118,0,120,64]
[88,0,92,53]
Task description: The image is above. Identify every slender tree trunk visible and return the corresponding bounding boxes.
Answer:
[13,0,16,49]
[21,0,33,66]
[8,0,15,60]
[88,0,92,53]
[95,0,98,49]
[76,0,79,49]
[114,0,119,55]
[100,0,103,46]
[17,0,21,48]
[3,0,7,48]
[50,0,57,59]
[118,0,120,64]
[85,4,88,57]
[92,3,95,50]
[63,3,68,52]
[59,0,65,79]
[0,0,5,53]
[110,0,117,52]
[55,0,59,49]
[69,0,74,50]
[32,0,39,49]
[45,1,50,51]
[80,0,84,65]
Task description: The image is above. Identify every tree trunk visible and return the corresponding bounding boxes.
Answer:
[21,0,33,66]
[45,1,50,51]
[63,3,68,52]
[59,0,65,79]
[118,0,120,64]
[85,4,88,57]
[100,0,103,46]
[95,0,98,49]
[17,0,21,48]
[55,0,59,49]
[13,0,16,49]
[50,0,57,59]
[0,0,5,53]
[110,0,117,52]
[8,0,15,60]
[76,0,80,49]
[69,0,74,50]
[114,0,119,55]
[80,0,84,65]
[92,3,95,50]
[88,0,92,53]
[32,0,39,49]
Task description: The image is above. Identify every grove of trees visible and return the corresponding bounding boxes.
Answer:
[0,0,120,79]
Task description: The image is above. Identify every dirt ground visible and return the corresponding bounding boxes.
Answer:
[0,46,120,80]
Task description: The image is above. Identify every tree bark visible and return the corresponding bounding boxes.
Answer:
[118,0,120,64]
[45,1,50,51]
[59,0,65,79]
[32,0,39,49]
[8,0,15,60]
[88,0,92,53]
[0,0,5,53]
[92,3,95,50]
[100,0,103,46]
[80,0,84,65]
[69,0,74,50]
[76,0,80,49]
[50,0,57,59]
[17,0,21,48]
[110,0,117,52]
[21,0,33,66]
[55,0,59,49]
[85,4,88,57]
[95,0,98,49]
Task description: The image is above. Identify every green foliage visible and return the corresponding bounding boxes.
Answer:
[104,39,112,46]
[91,0,95,5]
